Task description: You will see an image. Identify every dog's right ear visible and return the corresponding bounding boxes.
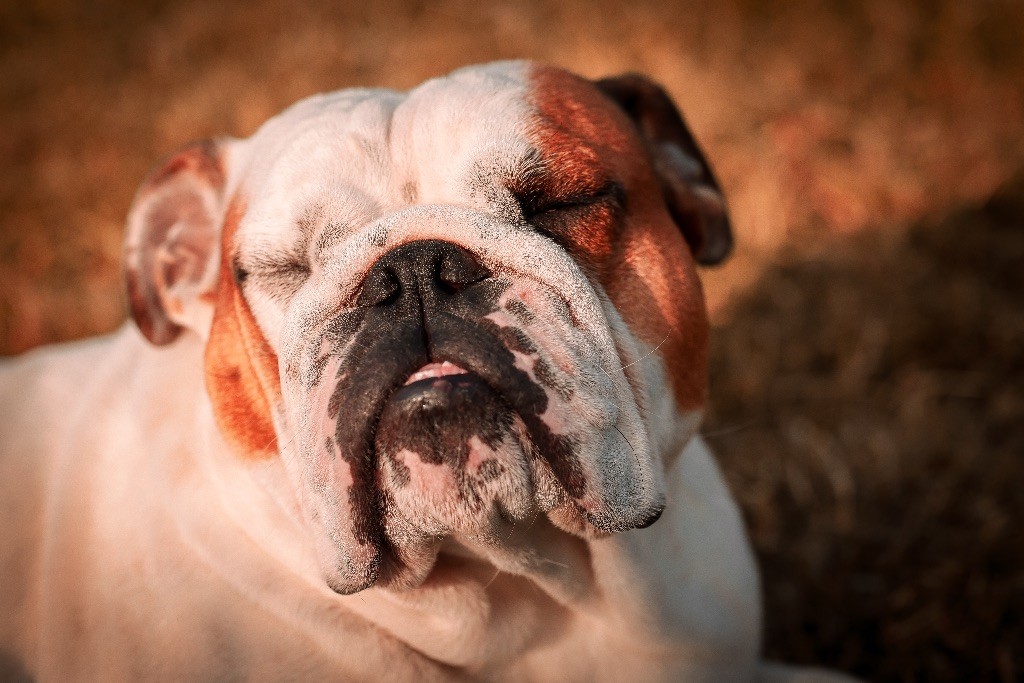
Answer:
[595,74,732,265]
[124,139,234,345]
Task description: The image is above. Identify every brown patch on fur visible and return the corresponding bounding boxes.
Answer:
[145,138,225,190]
[514,77,626,276]
[401,181,418,204]
[528,66,708,412]
[204,196,281,459]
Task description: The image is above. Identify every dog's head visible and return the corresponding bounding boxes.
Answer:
[123,62,731,594]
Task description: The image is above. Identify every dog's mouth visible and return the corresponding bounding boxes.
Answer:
[372,351,585,590]
[376,355,533,501]
[316,310,554,590]
[305,300,661,595]
[400,360,470,386]
[376,360,512,481]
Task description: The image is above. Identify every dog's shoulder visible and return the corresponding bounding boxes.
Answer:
[0,329,133,655]
[0,324,222,677]
[1,327,139,460]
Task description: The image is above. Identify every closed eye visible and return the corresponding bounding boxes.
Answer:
[235,251,311,301]
[518,182,625,222]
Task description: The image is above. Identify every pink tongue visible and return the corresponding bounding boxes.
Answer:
[403,361,469,385]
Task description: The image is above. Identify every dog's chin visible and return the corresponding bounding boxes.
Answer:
[375,366,535,529]
[369,363,574,589]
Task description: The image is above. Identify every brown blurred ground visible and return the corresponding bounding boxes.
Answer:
[1,0,1022,680]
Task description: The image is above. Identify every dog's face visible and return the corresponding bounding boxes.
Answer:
[123,62,730,594]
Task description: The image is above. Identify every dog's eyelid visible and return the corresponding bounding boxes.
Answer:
[517,180,625,220]
[233,251,312,290]
[240,242,312,273]
[231,256,250,285]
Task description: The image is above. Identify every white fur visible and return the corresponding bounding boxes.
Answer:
[0,326,763,680]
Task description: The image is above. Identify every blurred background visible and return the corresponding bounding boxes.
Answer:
[1,0,1022,679]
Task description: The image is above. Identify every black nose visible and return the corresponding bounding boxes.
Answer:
[356,240,491,307]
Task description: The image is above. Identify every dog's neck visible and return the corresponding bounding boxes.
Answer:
[27,325,752,680]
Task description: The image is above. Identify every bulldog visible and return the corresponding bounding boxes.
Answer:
[0,62,853,682]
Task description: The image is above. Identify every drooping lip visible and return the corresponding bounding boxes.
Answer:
[323,314,586,592]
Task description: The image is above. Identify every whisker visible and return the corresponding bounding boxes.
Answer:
[613,424,643,481]
[483,568,502,589]
[618,333,671,371]
[539,558,569,569]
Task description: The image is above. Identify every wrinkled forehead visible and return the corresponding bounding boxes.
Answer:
[234,61,540,232]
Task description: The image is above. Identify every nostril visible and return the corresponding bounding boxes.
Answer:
[437,248,491,292]
[356,240,490,307]
[356,267,401,307]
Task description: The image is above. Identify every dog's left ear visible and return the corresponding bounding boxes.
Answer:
[124,139,234,344]
[595,74,732,264]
